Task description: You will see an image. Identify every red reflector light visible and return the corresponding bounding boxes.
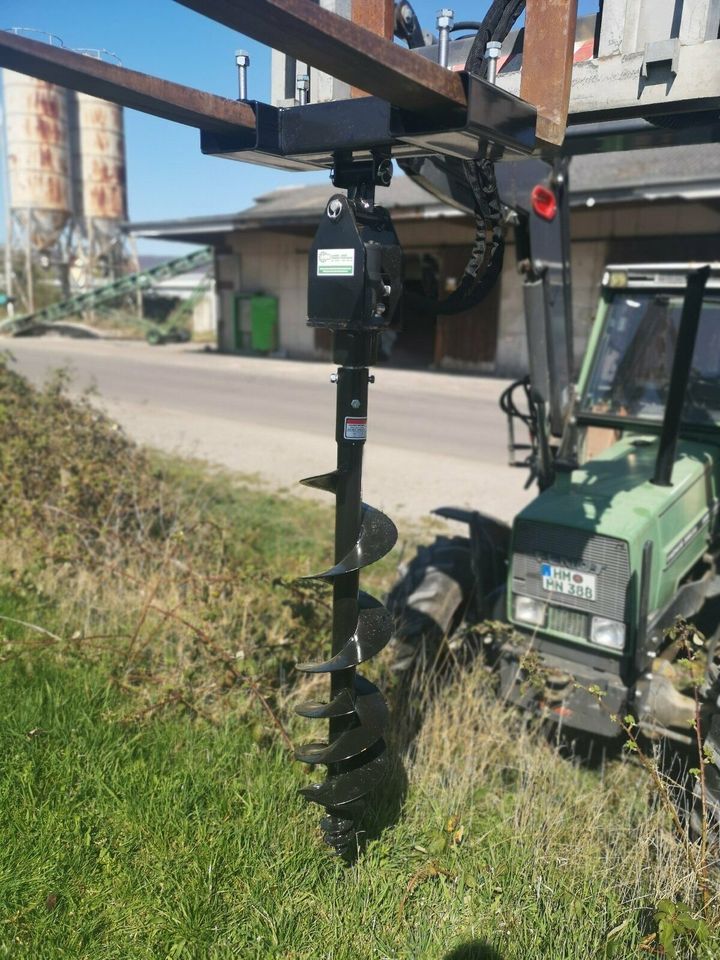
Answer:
[531,184,558,221]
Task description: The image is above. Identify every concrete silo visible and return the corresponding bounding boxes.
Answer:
[70,51,131,284]
[2,66,74,310]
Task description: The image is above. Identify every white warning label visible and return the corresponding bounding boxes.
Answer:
[317,248,355,276]
[344,417,367,440]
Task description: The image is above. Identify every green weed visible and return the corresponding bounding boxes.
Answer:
[0,357,718,958]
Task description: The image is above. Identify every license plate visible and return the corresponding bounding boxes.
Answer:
[540,563,596,600]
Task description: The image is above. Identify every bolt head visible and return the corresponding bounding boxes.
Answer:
[327,198,343,220]
[376,159,393,187]
[351,399,361,409]
[437,8,454,28]
[330,373,338,383]
[235,49,250,66]
[485,41,502,56]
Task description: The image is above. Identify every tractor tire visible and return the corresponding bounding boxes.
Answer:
[387,535,474,676]
[692,636,720,841]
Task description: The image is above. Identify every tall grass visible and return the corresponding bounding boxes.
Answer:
[0,356,718,958]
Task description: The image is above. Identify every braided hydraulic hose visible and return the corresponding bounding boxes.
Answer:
[398,0,526,316]
[295,181,401,859]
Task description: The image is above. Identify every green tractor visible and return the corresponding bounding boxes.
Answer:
[390,261,720,824]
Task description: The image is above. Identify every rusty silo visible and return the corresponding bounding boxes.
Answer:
[2,68,74,306]
[70,50,129,280]
[1,29,76,313]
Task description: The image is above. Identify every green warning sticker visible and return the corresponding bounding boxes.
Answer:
[317,248,355,276]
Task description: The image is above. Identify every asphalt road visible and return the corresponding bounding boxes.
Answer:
[7,337,534,527]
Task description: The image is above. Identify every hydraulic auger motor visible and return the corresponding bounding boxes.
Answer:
[294,153,402,859]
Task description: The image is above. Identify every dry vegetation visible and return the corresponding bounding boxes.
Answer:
[0,354,718,958]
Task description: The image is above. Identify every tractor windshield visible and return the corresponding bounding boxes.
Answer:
[581,291,720,426]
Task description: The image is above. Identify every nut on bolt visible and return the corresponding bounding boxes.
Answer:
[235,49,250,100]
[436,8,454,68]
[485,40,502,84]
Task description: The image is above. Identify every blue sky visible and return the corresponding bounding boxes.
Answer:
[1,1,597,253]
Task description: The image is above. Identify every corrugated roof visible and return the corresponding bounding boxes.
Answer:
[127,175,446,239]
[241,175,441,219]
[127,143,720,240]
[571,143,720,200]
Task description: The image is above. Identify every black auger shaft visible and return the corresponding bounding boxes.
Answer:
[325,333,374,850]
[294,156,402,859]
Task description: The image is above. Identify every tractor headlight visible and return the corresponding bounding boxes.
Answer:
[590,616,626,651]
[514,595,546,627]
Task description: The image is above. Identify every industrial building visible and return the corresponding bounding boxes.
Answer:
[129,142,720,376]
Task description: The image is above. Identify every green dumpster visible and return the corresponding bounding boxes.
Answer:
[234,293,278,353]
[250,295,278,352]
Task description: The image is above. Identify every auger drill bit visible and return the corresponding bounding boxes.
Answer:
[294,154,402,858]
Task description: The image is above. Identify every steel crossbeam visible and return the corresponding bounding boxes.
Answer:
[0,31,256,133]
[174,0,468,112]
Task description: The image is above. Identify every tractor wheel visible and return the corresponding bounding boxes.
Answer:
[692,634,720,842]
[387,535,474,677]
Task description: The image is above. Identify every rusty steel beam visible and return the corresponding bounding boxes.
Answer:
[351,0,394,99]
[174,0,467,112]
[519,0,578,146]
[0,31,256,134]
[352,0,394,40]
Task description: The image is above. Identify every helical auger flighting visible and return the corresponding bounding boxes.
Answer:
[293,159,402,858]
[295,423,398,855]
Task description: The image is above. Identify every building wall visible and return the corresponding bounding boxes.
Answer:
[223,217,477,360]
[192,286,217,336]
[215,199,720,374]
[495,199,720,378]
[229,230,315,357]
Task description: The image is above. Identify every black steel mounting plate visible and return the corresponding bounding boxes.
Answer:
[200,71,536,170]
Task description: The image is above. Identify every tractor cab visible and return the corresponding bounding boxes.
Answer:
[501,264,720,738]
[577,265,720,456]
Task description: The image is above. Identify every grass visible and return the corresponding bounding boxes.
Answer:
[0,356,719,958]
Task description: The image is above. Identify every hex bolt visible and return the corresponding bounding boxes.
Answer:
[235,49,250,100]
[485,41,502,84]
[296,73,309,105]
[368,374,375,384]
[330,373,338,383]
[377,158,393,187]
[327,198,343,220]
[351,399,361,409]
[436,8,454,68]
